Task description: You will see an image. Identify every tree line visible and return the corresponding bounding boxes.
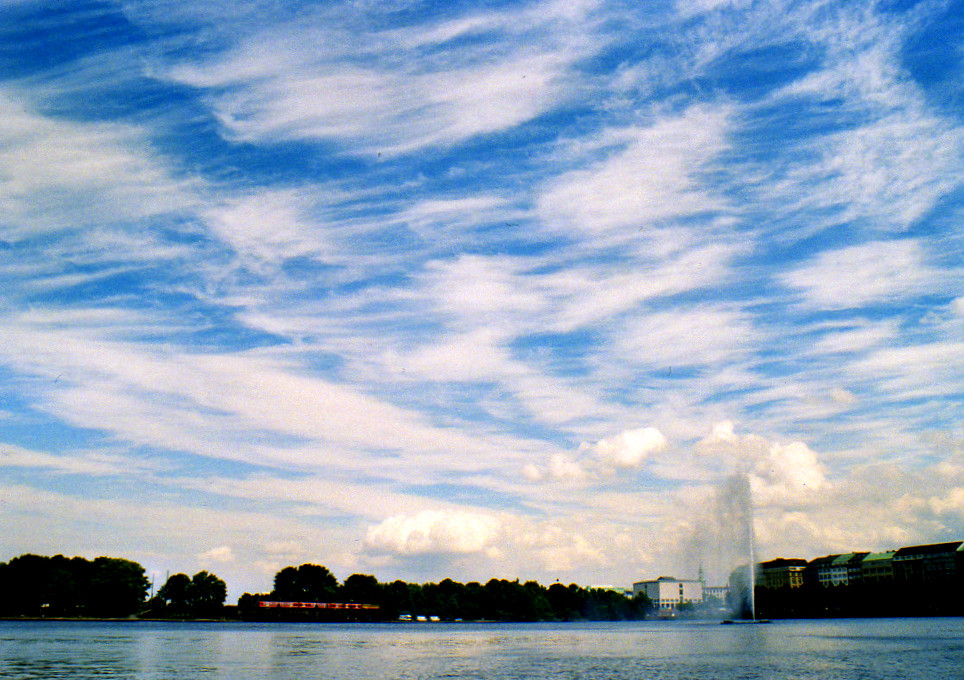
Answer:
[0,554,150,618]
[238,563,653,622]
[0,553,227,619]
[0,553,652,621]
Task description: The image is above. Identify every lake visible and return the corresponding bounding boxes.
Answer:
[2,618,962,679]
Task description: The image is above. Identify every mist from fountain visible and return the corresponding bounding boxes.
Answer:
[684,471,758,620]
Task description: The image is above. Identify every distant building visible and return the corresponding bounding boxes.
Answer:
[830,552,869,586]
[861,552,895,583]
[892,541,964,582]
[703,585,730,601]
[804,552,869,587]
[760,558,807,589]
[806,554,840,587]
[633,576,702,614]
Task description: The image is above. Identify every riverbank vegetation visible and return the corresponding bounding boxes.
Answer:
[0,553,649,621]
[0,554,149,618]
[238,563,652,621]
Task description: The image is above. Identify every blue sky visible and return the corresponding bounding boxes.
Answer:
[1,0,963,597]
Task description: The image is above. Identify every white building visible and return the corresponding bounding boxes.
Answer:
[633,576,703,614]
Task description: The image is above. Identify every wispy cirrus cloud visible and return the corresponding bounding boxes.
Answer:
[1,0,963,597]
[781,239,944,309]
[538,105,733,240]
[164,1,598,156]
[0,89,194,236]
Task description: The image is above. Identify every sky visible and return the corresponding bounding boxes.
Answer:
[1,0,963,599]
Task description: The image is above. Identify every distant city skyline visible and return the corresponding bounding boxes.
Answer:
[1,0,963,599]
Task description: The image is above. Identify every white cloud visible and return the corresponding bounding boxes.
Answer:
[613,306,759,369]
[925,487,964,517]
[696,422,828,503]
[198,545,235,563]
[587,427,667,468]
[0,89,192,235]
[830,387,857,406]
[813,114,963,231]
[398,196,514,242]
[0,443,149,476]
[166,6,589,156]
[516,523,605,572]
[365,510,502,556]
[419,255,547,324]
[547,453,588,482]
[849,341,964,401]
[526,426,668,484]
[538,106,731,237]
[202,189,331,268]
[711,420,737,442]
[809,321,898,355]
[760,7,964,236]
[0,320,516,472]
[387,328,512,383]
[781,240,940,309]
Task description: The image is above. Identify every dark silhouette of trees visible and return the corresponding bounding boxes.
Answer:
[0,554,148,617]
[155,573,192,615]
[0,554,658,623]
[342,573,380,604]
[190,571,228,617]
[272,563,338,602]
[148,571,228,618]
[238,564,653,622]
[87,557,149,617]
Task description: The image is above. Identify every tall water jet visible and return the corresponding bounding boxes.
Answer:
[735,472,757,620]
[685,471,760,621]
[718,472,758,620]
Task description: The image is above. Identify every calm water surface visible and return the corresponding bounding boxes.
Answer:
[1,618,962,679]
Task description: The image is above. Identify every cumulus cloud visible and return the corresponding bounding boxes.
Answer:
[696,421,828,503]
[830,387,857,406]
[548,453,588,481]
[516,523,605,572]
[525,427,668,484]
[587,427,667,468]
[364,510,502,556]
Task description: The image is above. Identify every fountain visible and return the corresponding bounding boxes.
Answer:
[721,472,768,624]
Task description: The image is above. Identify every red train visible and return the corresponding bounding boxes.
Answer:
[258,601,379,610]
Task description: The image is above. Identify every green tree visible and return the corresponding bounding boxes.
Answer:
[547,582,581,620]
[189,571,227,617]
[381,579,414,619]
[0,554,50,615]
[342,573,381,604]
[157,573,192,615]
[272,564,338,602]
[87,557,150,617]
